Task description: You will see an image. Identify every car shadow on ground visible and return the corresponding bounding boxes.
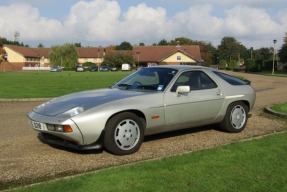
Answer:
[36,124,218,155]
[144,124,216,142]
[37,133,104,155]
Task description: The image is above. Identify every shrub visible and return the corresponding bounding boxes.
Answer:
[227,60,238,70]
[263,60,277,71]
[246,59,261,72]
[83,62,96,68]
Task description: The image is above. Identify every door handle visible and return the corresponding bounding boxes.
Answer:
[216,89,222,96]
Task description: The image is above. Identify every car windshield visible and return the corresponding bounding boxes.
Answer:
[113,67,178,91]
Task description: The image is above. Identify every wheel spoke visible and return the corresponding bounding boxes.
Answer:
[230,105,246,129]
[115,119,140,150]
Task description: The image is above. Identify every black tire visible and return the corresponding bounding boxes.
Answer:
[104,112,145,155]
[220,101,248,133]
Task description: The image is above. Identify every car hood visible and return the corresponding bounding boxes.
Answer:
[33,88,156,116]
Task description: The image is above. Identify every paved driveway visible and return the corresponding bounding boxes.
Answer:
[0,71,286,189]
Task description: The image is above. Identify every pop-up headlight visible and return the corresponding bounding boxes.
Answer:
[59,107,85,118]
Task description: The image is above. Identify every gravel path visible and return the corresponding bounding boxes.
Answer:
[0,71,286,189]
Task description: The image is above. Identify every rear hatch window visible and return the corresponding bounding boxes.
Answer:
[213,71,250,85]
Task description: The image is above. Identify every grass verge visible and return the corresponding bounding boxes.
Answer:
[12,132,287,192]
[271,102,287,114]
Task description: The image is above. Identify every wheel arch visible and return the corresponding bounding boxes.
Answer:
[105,109,147,131]
[240,100,250,112]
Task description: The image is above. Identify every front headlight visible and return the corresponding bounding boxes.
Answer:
[35,101,51,109]
[34,98,56,109]
[58,107,85,118]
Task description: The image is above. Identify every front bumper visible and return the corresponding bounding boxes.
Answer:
[39,132,103,151]
[27,111,85,146]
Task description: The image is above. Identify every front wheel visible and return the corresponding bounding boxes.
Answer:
[220,101,248,133]
[104,112,145,155]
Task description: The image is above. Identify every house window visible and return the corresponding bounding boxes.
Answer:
[177,56,181,60]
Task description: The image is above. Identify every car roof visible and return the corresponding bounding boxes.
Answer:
[150,65,213,71]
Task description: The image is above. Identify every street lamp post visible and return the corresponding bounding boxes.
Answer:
[272,39,277,75]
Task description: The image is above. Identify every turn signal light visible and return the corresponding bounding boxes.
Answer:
[63,125,73,133]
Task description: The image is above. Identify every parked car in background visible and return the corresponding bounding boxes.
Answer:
[111,66,118,71]
[100,65,109,71]
[122,63,131,71]
[27,65,256,155]
[89,66,98,72]
[136,66,144,71]
[75,66,85,72]
[50,66,63,72]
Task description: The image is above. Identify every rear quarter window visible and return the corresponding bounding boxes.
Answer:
[213,71,249,85]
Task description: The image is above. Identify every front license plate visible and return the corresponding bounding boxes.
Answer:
[30,120,43,130]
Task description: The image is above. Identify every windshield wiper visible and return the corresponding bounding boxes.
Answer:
[136,85,157,90]
[116,84,132,89]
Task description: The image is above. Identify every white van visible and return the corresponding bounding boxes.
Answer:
[121,64,131,71]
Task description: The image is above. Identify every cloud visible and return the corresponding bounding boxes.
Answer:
[63,1,172,44]
[0,3,65,41]
[64,0,121,41]
[224,6,280,35]
[186,0,286,8]
[120,3,171,43]
[171,4,224,38]
[222,6,284,48]
[0,0,286,48]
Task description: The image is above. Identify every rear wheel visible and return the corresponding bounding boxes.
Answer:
[104,112,145,155]
[220,101,248,133]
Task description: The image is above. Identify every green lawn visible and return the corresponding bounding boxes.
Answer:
[12,133,287,192]
[253,71,287,77]
[271,102,287,114]
[0,71,132,98]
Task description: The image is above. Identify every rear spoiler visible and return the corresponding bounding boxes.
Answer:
[244,79,251,85]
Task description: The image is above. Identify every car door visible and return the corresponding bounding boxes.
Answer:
[164,70,225,126]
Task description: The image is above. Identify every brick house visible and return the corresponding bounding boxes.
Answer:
[1,45,202,72]
[133,45,202,67]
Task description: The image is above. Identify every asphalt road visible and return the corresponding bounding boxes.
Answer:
[0,71,286,189]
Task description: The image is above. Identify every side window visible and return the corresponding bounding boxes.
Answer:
[199,72,218,89]
[171,71,217,92]
[171,72,191,92]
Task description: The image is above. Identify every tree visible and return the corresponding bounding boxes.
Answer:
[278,44,287,64]
[116,41,133,50]
[102,51,134,68]
[170,37,192,45]
[253,47,272,60]
[0,36,28,47]
[105,45,116,51]
[37,43,44,48]
[0,38,6,62]
[278,33,287,64]
[0,38,3,47]
[49,43,78,69]
[217,36,248,68]
[75,42,81,47]
[157,39,170,46]
[139,42,145,46]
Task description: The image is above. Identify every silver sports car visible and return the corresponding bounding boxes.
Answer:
[27,65,256,155]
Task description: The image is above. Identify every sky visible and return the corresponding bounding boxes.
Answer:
[0,0,286,49]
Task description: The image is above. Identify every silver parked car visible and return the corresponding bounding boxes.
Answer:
[27,65,256,155]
